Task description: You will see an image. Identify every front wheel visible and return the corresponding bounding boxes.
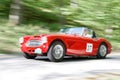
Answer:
[97,44,107,59]
[24,53,37,59]
[47,41,66,62]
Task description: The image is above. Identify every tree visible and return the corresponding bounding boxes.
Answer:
[52,0,70,25]
[9,0,22,25]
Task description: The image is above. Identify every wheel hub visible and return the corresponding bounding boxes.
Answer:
[100,45,107,57]
[53,45,64,59]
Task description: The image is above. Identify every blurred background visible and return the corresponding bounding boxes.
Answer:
[0,0,120,54]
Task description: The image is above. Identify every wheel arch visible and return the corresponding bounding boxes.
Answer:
[98,42,108,53]
[100,42,108,47]
[48,39,67,53]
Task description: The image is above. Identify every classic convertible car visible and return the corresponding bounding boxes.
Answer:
[19,27,112,62]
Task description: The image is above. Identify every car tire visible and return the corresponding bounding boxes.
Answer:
[97,43,107,59]
[47,41,66,62]
[24,53,36,59]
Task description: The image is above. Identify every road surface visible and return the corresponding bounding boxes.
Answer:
[0,52,120,80]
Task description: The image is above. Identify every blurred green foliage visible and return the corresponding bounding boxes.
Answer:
[0,0,120,53]
[0,0,120,29]
[0,0,11,18]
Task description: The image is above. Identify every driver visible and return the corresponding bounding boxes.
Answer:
[82,28,92,38]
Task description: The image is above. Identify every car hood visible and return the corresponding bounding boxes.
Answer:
[26,33,74,40]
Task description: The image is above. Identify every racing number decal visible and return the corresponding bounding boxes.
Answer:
[86,43,93,52]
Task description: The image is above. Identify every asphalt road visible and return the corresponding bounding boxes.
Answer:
[0,52,120,80]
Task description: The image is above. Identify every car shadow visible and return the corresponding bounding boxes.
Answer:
[35,56,100,62]
[35,56,50,62]
[35,54,120,62]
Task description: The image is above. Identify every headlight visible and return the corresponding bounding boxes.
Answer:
[41,36,47,44]
[19,37,24,43]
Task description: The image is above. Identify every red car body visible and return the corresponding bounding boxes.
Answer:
[19,27,112,62]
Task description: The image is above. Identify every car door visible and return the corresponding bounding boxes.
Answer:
[69,36,95,55]
[81,37,98,55]
[66,35,93,55]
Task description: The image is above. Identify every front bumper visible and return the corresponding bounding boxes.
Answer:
[20,43,49,55]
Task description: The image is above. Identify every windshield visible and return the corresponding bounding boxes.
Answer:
[59,27,84,36]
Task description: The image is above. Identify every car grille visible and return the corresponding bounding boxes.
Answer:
[26,40,41,47]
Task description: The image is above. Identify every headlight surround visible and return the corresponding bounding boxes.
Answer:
[41,36,47,44]
[19,37,24,44]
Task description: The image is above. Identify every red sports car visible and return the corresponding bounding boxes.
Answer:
[19,27,112,62]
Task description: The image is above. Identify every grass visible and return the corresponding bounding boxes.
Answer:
[110,40,120,51]
[0,20,50,54]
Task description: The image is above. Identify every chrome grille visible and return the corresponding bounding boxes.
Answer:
[26,40,41,47]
